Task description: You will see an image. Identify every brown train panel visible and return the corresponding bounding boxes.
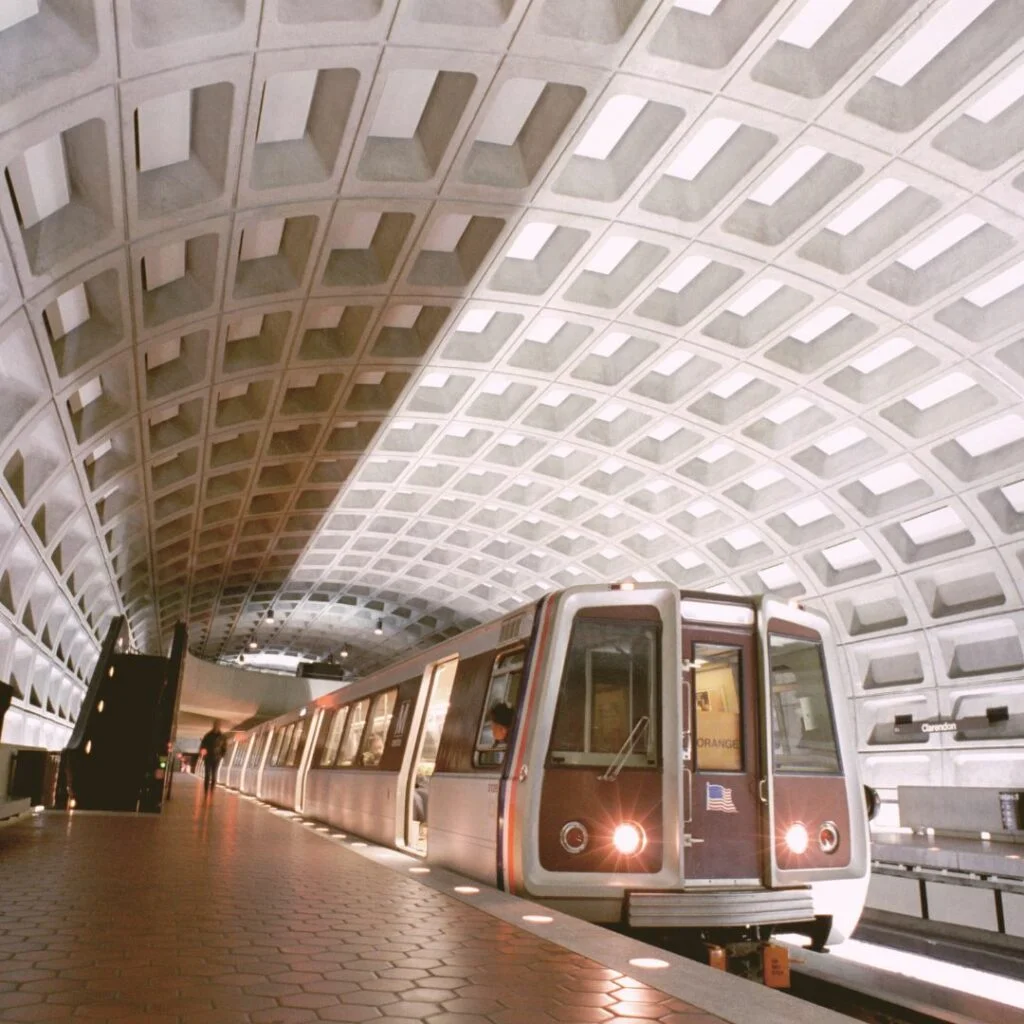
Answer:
[773,775,852,870]
[538,767,662,873]
[434,649,501,774]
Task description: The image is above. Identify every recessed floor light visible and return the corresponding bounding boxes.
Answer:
[454,886,479,894]
[522,914,553,923]
[629,958,670,969]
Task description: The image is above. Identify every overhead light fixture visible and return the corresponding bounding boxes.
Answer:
[374,620,383,635]
[266,608,275,622]
[340,645,349,659]
[248,638,258,650]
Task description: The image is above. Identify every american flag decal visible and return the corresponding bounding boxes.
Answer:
[706,783,738,813]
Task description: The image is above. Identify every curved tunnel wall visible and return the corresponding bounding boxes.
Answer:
[0,2,1020,814]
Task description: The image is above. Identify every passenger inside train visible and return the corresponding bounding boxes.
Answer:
[486,701,515,746]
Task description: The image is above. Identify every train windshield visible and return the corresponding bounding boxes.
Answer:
[549,616,659,768]
[768,634,841,774]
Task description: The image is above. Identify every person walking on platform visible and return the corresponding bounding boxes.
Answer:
[199,721,227,795]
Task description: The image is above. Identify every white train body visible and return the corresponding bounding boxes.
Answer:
[220,584,870,946]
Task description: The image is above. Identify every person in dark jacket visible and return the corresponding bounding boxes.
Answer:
[199,722,227,795]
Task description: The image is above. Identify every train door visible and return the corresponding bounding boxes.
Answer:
[239,737,252,791]
[515,585,681,904]
[681,599,763,884]
[295,710,322,812]
[403,657,459,855]
[759,600,865,889]
[258,727,281,799]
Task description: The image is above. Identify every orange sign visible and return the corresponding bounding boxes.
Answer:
[762,945,790,988]
[695,709,742,771]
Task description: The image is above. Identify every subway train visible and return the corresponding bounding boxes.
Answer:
[218,583,871,949]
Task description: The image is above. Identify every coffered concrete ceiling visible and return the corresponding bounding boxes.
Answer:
[1,1,1023,782]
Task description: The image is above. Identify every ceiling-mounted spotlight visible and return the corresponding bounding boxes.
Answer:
[374,619,383,635]
[340,644,349,659]
[248,638,258,650]
[266,608,275,623]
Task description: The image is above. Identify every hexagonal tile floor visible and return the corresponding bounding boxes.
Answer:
[0,779,724,1024]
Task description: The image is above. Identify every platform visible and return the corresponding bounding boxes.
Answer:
[0,775,850,1024]
[873,829,1024,879]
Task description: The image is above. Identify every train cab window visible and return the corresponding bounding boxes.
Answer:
[285,719,308,767]
[768,634,841,774]
[359,689,396,767]
[318,708,348,767]
[693,644,743,773]
[474,648,525,767]
[336,699,369,767]
[548,618,659,768]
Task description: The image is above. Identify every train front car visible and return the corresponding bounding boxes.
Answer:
[504,583,868,951]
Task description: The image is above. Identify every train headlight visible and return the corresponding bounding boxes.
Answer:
[818,821,840,854]
[612,822,646,855]
[784,822,809,855]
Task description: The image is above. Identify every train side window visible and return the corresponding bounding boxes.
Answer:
[768,634,841,774]
[359,689,397,767]
[549,618,659,768]
[286,719,308,767]
[318,708,348,767]
[336,699,369,767]
[274,724,294,765]
[267,728,285,766]
[247,735,262,768]
[474,648,525,768]
[693,644,743,773]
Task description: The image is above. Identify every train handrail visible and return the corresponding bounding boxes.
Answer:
[598,716,650,783]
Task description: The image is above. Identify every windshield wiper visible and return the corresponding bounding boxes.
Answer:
[598,716,650,782]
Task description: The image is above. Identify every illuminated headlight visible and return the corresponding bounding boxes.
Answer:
[818,821,840,854]
[784,822,809,855]
[612,822,646,855]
